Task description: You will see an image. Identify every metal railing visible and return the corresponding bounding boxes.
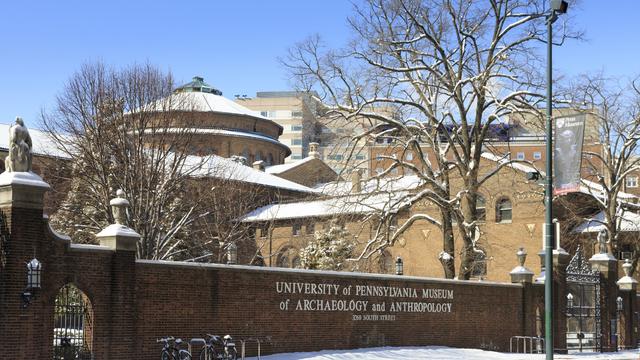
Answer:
[510,336,544,354]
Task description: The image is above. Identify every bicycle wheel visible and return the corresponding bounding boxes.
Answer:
[226,348,237,360]
[199,347,211,360]
[179,349,192,360]
[161,350,170,360]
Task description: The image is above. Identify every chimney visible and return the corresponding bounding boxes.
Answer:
[253,160,265,172]
[351,169,362,193]
[309,142,320,159]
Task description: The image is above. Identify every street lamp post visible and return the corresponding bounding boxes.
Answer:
[545,1,568,359]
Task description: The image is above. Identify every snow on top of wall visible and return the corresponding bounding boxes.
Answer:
[239,191,407,222]
[0,123,70,159]
[184,154,318,194]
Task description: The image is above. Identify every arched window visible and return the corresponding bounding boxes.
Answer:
[476,195,486,222]
[242,148,250,162]
[378,250,394,274]
[470,249,487,278]
[496,197,513,223]
[267,153,274,166]
[276,247,299,268]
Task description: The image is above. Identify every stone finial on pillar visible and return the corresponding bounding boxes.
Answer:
[308,142,320,159]
[617,259,638,291]
[97,189,140,251]
[510,248,534,283]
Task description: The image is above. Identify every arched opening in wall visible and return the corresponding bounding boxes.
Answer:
[276,246,299,268]
[267,153,274,166]
[377,250,394,274]
[53,283,94,360]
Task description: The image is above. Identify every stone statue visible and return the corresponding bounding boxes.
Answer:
[5,117,33,172]
[597,229,607,254]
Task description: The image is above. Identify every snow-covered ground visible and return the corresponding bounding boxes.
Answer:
[245,346,640,360]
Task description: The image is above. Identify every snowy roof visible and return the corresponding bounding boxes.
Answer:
[573,210,640,233]
[265,156,317,174]
[140,91,283,130]
[183,154,318,194]
[142,127,290,153]
[481,152,638,202]
[240,191,408,222]
[0,122,70,159]
[314,174,424,196]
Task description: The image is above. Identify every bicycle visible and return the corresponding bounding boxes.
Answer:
[199,334,237,360]
[157,336,192,360]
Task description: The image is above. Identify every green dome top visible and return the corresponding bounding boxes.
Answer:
[175,76,222,95]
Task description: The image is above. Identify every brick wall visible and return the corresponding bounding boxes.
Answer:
[2,181,636,359]
[134,261,528,358]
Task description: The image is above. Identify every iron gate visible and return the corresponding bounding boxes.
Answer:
[53,284,93,360]
[566,246,602,352]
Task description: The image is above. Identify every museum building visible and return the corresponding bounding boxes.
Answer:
[143,76,291,165]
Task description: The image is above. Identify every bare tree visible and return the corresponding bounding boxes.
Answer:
[43,62,216,260]
[285,0,579,279]
[560,74,640,270]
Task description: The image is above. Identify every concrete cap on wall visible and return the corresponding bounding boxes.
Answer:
[0,171,50,209]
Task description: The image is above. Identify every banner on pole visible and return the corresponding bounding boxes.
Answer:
[553,114,586,195]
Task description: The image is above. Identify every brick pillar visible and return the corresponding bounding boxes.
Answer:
[616,259,638,349]
[590,252,618,352]
[96,190,140,359]
[0,172,50,360]
[552,248,570,353]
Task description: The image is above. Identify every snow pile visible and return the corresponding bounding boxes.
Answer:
[244,346,640,360]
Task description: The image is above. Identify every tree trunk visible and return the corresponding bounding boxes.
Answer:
[440,209,456,279]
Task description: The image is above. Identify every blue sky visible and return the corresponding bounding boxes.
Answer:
[0,1,638,124]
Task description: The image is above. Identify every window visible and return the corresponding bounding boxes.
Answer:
[259,225,269,238]
[292,138,302,146]
[327,154,343,161]
[260,111,268,117]
[533,151,542,160]
[260,110,277,118]
[355,154,366,160]
[496,198,512,223]
[626,176,638,188]
[306,223,315,235]
[516,152,525,160]
[470,250,487,278]
[391,167,399,175]
[376,155,383,160]
[292,111,303,118]
[375,167,383,175]
[291,125,303,131]
[405,152,413,161]
[476,195,486,222]
[292,223,302,236]
[291,154,303,160]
